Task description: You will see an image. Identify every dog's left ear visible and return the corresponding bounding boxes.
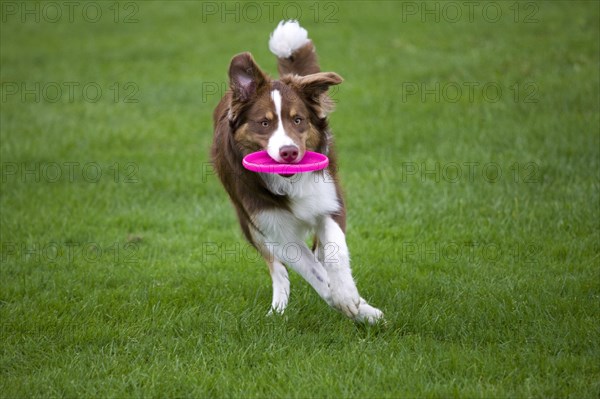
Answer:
[228,52,268,123]
[290,72,343,118]
[229,52,268,103]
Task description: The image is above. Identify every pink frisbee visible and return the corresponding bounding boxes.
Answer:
[242,150,329,174]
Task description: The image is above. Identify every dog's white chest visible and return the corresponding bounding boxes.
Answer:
[260,171,340,227]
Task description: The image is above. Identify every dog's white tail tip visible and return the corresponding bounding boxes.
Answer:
[268,20,310,59]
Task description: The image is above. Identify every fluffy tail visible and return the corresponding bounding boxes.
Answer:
[269,20,320,76]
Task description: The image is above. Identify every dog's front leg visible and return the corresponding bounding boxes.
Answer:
[317,216,384,324]
[266,259,289,315]
[257,240,333,311]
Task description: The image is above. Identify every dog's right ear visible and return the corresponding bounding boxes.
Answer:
[229,52,268,103]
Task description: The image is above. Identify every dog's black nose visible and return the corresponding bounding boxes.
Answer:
[279,145,299,163]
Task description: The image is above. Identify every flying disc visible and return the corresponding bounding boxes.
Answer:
[242,150,329,174]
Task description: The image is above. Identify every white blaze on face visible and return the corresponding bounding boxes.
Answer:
[267,89,298,163]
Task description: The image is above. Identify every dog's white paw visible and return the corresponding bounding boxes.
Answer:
[267,305,285,317]
[268,298,287,316]
[355,298,384,324]
[328,274,361,318]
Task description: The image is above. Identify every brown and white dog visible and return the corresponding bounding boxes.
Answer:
[211,21,383,324]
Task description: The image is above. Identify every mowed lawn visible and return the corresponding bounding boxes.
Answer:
[1,1,598,397]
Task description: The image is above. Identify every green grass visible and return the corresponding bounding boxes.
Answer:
[1,1,599,397]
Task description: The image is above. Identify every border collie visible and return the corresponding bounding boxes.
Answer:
[211,21,383,324]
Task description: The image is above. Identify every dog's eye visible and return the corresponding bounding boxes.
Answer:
[293,117,303,125]
[261,120,270,127]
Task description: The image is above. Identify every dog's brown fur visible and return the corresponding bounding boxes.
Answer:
[209,22,383,324]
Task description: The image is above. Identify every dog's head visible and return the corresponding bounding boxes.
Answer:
[226,52,342,163]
